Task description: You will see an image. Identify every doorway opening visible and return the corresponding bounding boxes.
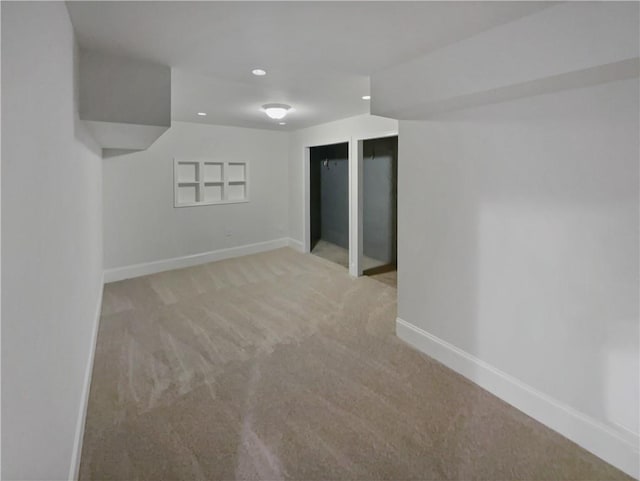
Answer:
[362,136,398,287]
[309,142,350,268]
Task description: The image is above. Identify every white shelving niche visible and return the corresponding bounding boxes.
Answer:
[174,159,248,207]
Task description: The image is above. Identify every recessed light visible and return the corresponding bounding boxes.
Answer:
[262,103,291,120]
[279,122,286,125]
[197,112,207,116]
[252,68,267,76]
[362,95,371,100]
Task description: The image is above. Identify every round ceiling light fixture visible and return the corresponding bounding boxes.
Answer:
[252,68,267,76]
[362,95,371,100]
[262,103,291,120]
[197,112,207,116]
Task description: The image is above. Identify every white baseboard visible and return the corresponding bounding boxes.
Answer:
[287,238,305,252]
[68,275,104,481]
[104,238,292,283]
[396,317,640,480]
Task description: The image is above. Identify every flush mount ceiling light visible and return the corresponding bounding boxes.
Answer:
[197,112,207,116]
[262,103,291,120]
[279,122,286,125]
[252,68,267,76]
[362,95,371,100]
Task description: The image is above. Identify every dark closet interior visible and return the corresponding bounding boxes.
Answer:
[310,142,349,266]
[362,136,398,277]
[309,137,397,282]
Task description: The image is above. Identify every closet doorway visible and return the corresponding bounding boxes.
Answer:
[309,142,350,268]
[362,136,398,287]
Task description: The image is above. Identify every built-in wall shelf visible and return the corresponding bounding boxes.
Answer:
[174,159,248,207]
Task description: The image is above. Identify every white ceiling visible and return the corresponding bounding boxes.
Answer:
[66,1,550,131]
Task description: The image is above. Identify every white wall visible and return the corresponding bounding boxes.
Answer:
[1,3,104,480]
[79,50,171,127]
[288,114,398,247]
[397,78,639,476]
[105,113,396,272]
[103,121,289,271]
[78,50,171,152]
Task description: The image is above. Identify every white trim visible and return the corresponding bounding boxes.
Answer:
[303,145,311,254]
[395,317,640,480]
[287,238,304,252]
[68,275,104,481]
[354,130,399,142]
[104,238,291,283]
[348,138,360,277]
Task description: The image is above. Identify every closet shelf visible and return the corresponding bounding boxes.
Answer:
[174,159,248,207]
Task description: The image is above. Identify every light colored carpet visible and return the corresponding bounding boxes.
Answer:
[80,247,630,481]
[311,239,384,270]
[369,269,397,288]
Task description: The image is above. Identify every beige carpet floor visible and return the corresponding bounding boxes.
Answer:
[80,247,630,480]
[368,269,397,288]
[311,239,385,271]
